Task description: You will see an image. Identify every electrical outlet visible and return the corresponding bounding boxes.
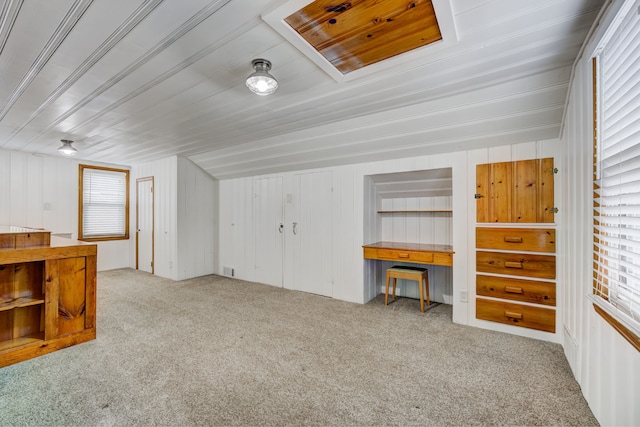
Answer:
[460,291,468,303]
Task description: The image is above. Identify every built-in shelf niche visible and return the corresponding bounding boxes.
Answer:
[363,167,453,303]
[366,168,453,245]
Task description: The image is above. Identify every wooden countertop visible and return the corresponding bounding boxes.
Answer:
[363,241,454,253]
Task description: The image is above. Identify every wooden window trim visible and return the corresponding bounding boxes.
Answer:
[78,164,130,242]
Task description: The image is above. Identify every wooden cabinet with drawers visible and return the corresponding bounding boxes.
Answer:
[475,227,557,333]
[475,158,557,334]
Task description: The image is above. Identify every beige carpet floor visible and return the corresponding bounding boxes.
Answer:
[0,268,598,426]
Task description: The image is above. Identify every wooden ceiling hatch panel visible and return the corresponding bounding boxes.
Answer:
[285,0,442,74]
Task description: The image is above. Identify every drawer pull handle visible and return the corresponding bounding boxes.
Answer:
[504,237,523,243]
[505,261,523,269]
[505,286,524,294]
[505,311,523,320]
[397,253,410,258]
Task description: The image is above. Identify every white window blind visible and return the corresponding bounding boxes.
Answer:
[593,0,640,336]
[81,167,128,239]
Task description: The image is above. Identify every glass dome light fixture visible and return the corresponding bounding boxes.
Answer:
[245,58,278,96]
[57,139,78,156]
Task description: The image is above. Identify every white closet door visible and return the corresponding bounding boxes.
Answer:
[136,178,154,274]
[254,176,284,287]
[292,171,333,297]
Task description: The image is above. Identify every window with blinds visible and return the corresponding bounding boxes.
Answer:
[79,165,130,241]
[592,0,640,349]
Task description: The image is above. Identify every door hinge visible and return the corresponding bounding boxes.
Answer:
[150,261,154,267]
[474,193,484,199]
[549,207,559,213]
[549,167,558,174]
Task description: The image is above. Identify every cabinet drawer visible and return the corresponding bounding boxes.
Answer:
[476,228,555,252]
[476,297,556,333]
[476,275,555,306]
[0,235,15,249]
[364,247,434,263]
[15,232,50,248]
[476,251,555,279]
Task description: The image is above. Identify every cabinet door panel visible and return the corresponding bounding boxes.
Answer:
[513,159,538,222]
[538,158,555,223]
[476,163,490,223]
[254,176,284,287]
[292,171,333,297]
[490,162,512,223]
[44,260,59,340]
[57,257,87,336]
[476,157,555,223]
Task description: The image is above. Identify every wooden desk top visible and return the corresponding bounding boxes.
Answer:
[363,241,454,266]
[363,241,454,253]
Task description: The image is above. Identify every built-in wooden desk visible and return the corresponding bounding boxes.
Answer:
[363,241,454,266]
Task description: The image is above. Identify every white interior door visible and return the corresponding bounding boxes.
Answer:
[292,171,333,296]
[136,177,154,273]
[254,177,284,287]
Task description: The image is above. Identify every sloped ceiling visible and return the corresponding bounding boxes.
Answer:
[0,0,606,179]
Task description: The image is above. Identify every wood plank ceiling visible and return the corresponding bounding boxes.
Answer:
[0,0,606,179]
[284,0,442,74]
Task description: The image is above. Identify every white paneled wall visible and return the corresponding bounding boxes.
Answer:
[375,196,453,304]
[132,156,216,281]
[133,156,178,279]
[0,149,130,271]
[558,2,640,424]
[219,152,470,321]
[218,176,255,282]
[379,197,452,244]
[218,141,565,338]
[177,157,217,280]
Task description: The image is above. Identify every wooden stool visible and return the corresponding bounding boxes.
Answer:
[385,266,430,313]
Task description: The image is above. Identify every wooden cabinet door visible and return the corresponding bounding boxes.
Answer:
[513,159,538,222]
[45,256,96,338]
[537,158,555,223]
[58,257,87,336]
[476,158,555,223]
[476,162,512,223]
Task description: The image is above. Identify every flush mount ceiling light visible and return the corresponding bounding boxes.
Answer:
[245,59,278,96]
[57,139,77,156]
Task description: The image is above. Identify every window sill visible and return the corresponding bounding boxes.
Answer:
[79,235,129,242]
[589,295,640,352]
